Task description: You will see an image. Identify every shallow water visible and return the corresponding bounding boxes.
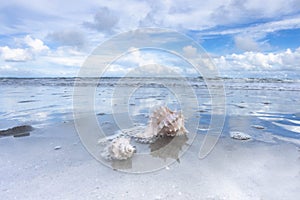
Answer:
[1,77,299,145]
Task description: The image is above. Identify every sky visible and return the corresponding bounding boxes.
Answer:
[0,0,300,78]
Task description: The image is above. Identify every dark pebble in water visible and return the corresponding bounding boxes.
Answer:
[18,100,37,103]
[0,125,33,138]
[13,132,30,138]
[97,113,106,116]
[263,102,271,105]
[234,104,246,108]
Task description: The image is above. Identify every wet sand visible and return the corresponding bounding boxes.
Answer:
[0,121,299,200]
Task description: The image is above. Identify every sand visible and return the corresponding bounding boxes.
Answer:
[1,121,299,200]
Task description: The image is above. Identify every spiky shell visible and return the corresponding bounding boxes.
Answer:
[102,137,135,160]
[133,106,188,142]
[148,106,188,137]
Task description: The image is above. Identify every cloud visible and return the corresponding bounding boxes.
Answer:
[136,0,300,31]
[83,7,119,32]
[214,47,300,71]
[0,35,49,62]
[104,64,133,76]
[0,46,31,62]
[203,15,300,38]
[234,36,259,52]
[103,47,194,77]
[1,1,300,77]
[24,35,49,53]
[130,64,184,77]
[44,46,86,67]
[209,0,300,28]
[183,45,198,58]
[105,63,184,77]
[0,64,14,70]
[118,47,156,67]
[47,30,86,48]
[1,1,300,37]
[0,46,85,77]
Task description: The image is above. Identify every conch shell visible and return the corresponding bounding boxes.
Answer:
[134,106,188,142]
[101,137,136,160]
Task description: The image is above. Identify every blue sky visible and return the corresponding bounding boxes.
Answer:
[0,0,300,78]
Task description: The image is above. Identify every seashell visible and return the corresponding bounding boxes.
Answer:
[101,137,136,160]
[139,106,188,140]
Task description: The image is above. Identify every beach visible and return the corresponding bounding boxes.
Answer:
[1,77,300,199]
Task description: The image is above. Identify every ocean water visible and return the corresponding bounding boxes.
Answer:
[0,77,300,145]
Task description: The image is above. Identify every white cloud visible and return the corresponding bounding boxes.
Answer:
[0,35,49,63]
[24,35,49,53]
[104,64,133,76]
[234,36,260,52]
[0,46,31,62]
[45,46,86,67]
[209,0,300,26]
[214,47,300,71]
[119,47,157,67]
[2,0,299,36]
[1,1,300,77]
[0,64,14,70]
[130,64,184,77]
[203,15,300,38]
[103,47,195,77]
[83,7,119,32]
[47,30,86,48]
[183,45,198,58]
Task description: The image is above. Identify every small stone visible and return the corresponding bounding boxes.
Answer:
[252,125,265,129]
[165,166,170,170]
[230,131,251,140]
[54,146,61,150]
[236,104,246,108]
[263,102,271,105]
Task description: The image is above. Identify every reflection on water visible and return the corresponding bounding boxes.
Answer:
[110,158,133,170]
[150,135,189,161]
[0,77,299,146]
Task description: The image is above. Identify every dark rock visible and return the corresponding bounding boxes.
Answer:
[13,132,30,138]
[0,125,33,138]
